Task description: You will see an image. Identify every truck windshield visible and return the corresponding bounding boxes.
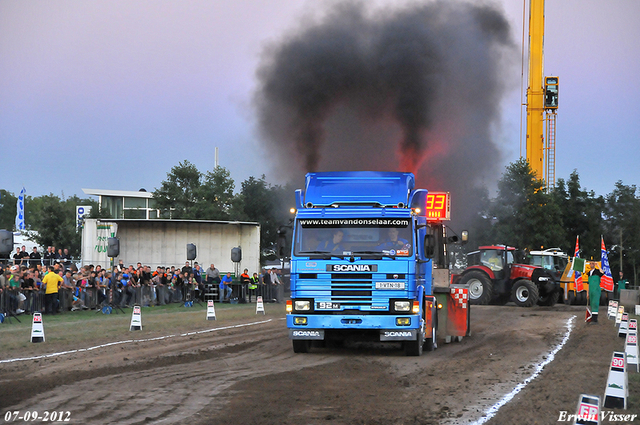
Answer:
[294,218,413,257]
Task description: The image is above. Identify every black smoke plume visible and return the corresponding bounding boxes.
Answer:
[255,1,516,226]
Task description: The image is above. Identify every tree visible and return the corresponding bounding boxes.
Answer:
[153,160,203,218]
[603,181,640,285]
[237,176,295,262]
[26,195,98,257]
[490,159,565,250]
[194,167,238,220]
[552,170,605,259]
[0,190,17,230]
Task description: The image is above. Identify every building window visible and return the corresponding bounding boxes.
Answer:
[124,197,146,209]
[102,196,124,219]
[123,209,146,219]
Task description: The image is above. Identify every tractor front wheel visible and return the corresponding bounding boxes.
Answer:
[511,280,540,307]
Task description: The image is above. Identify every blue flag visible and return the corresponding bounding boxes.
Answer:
[15,187,25,231]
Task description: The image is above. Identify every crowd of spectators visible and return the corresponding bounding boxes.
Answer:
[0,246,284,317]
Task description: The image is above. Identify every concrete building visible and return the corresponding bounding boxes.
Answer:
[81,218,260,274]
[80,189,262,274]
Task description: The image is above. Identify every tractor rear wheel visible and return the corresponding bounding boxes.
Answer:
[511,280,539,307]
[460,271,493,305]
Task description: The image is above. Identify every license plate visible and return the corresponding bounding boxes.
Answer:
[316,302,340,310]
[375,282,405,290]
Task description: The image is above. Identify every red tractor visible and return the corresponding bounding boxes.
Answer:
[457,245,559,307]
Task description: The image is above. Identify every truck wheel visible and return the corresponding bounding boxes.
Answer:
[405,332,424,356]
[292,340,311,353]
[460,271,493,305]
[567,290,576,305]
[511,280,539,307]
[537,291,559,306]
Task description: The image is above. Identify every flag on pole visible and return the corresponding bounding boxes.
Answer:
[571,236,584,292]
[600,236,614,292]
[15,187,25,231]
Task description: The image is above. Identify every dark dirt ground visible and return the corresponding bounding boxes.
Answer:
[0,305,637,424]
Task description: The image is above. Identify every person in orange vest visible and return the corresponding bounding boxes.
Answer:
[240,269,251,304]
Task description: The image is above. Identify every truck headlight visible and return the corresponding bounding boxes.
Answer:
[295,300,311,311]
[394,301,411,312]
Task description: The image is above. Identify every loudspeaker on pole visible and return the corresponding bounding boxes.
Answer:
[187,243,197,261]
[107,237,120,258]
[0,229,14,254]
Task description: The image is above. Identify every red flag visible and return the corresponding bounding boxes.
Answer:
[600,237,614,292]
[585,306,592,323]
[574,236,584,292]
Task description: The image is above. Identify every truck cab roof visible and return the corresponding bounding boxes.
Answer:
[301,172,415,208]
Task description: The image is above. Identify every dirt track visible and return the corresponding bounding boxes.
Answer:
[0,305,635,424]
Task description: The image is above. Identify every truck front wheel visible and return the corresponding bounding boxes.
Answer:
[404,332,424,356]
[511,280,539,307]
[292,340,311,353]
[424,310,438,352]
[461,271,493,305]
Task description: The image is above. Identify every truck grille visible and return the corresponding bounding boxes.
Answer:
[330,273,373,306]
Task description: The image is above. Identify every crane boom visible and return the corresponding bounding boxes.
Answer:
[526,0,545,181]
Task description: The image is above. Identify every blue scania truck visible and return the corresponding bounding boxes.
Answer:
[286,172,470,356]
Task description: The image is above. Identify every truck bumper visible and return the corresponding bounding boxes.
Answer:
[287,314,420,341]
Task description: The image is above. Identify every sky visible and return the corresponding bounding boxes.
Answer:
[1,0,638,201]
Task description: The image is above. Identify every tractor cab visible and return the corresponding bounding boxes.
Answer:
[467,245,516,283]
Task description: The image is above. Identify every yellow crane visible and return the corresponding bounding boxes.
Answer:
[525,0,558,190]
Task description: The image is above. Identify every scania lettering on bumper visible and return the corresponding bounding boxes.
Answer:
[289,329,325,340]
[380,329,417,341]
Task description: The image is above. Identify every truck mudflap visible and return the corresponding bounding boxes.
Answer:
[380,329,417,341]
[290,329,325,340]
[434,285,470,342]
